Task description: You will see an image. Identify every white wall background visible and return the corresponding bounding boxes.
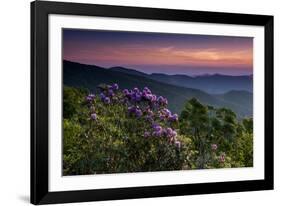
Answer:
[0,0,279,205]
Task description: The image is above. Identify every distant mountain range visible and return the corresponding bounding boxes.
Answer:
[109,67,253,94]
[63,60,253,118]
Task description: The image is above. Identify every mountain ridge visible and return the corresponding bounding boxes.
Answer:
[106,64,252,94]
[63,60,252,117]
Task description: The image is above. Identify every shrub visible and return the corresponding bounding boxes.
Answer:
[63,84,190,175]
[63,85,253,175]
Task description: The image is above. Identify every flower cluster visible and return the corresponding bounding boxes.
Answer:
[86,83,181,149]
[122,87,169,108]
[157,96,168,106]
[123,87,157,104]
[128,106,143,118]
[143,123,180,148]
[159,108,178,122]
[97,83,121,104]
[86,93,95,102]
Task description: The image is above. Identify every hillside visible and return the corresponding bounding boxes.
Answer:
[215,90,253,117]
[63,60,252,117]
[150,73,252,94]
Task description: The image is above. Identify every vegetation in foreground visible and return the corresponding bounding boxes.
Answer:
[63,84,253,176]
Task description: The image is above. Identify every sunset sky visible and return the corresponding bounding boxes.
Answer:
[63,29,253,76]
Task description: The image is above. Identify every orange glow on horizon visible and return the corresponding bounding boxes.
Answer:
[66,45,253,68]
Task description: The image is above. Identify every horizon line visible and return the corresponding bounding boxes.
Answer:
[63,59,253,77]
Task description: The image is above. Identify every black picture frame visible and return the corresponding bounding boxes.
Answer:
[31,0,274,204]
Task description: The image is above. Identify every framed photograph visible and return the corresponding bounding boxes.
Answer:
[31,0,274,204]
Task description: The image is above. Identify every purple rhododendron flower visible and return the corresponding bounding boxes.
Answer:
[135,108,143,118]
[143,93,154,101]
[142,91,148,98]
[153,130,162,137]
[169,114,178,121]
[108,89,114,97]
[143,87,151,94]
[135,93,142,102]
[112,83,119,90]
[166,127,173,136]
[154,125,162,132]
[133,87,139,93]
[211,144,218,151]
[157,96,168,105]
[86,93,95,102]
[163,108,171,116]
[155,131,162,137]
[151,95,157,102]
[123,89,130,96]
[152,126,163,136]
[157,96,164,102]
[104,97,110,104]
[165,128,177,139]
[91,113,97,120]
[144,131,150,138]
[159,114,165,121]
[100,92,106,100]
[152,123,159,129]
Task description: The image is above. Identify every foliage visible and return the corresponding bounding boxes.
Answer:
[179,98,253,169]
[63,85,189,175]
[63,85,253,175]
